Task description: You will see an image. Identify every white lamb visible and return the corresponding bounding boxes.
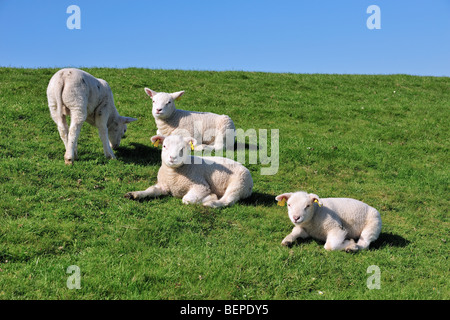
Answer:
[47,68,137,164]
[144,88,235,151]
[125,134,253,208]
[276,191,382,252]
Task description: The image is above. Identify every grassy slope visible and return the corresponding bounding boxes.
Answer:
[0,68,448,299]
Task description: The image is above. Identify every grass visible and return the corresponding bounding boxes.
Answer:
[0,67,448,300]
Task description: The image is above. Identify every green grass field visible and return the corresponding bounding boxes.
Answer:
[0,68,448,300]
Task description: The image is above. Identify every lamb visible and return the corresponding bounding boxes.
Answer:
[144,88,235,152]
[276,191,382,252]
[125,134,253,208]
[47,68,137,164]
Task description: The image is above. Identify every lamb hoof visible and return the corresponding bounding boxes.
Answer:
[203,200,224,208]
[345,245,359,253]
[64,159,74,165]
[124,192,137,200]
[281,240,292,247]
[105,152,116,160]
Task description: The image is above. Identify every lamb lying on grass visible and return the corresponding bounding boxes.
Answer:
[145,88,235,151]
[276,191,382,252]
[47,68,137,164]
[125,134,253,208]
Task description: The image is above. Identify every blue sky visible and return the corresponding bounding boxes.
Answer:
[1,0,449,76]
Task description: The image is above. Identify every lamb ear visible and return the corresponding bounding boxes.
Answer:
[183,136,197,147]
[145,88,157,97]
[122,116,138,124]
[151,135,165,143]
[309,193,323,207]
[171,91,185,101]
[275,193,293,202]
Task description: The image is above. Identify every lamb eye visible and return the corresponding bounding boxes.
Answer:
[179,149,184,157]
[306,204,310,208]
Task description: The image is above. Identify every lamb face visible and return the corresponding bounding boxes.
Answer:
[289,196,313,224]
[108,117,136,150]
[276,192,320,225]
[145,88,184,120]
[152,92,175,120]
[156,135,195,168]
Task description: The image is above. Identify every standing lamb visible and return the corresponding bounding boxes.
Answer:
[47,68,137,164]
[276,191,382,252]
[125,134,253,208]
[145,88,235,152]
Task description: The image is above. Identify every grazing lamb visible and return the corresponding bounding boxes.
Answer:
[145,88,235,151]
[276,191,382,252]
[125,134,253,208]
[47,68,137,164]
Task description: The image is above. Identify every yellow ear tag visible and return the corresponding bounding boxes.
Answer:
[314,199,323,207]
[189,141,194,151]
[153,139,160,147]
[278,198,286,206]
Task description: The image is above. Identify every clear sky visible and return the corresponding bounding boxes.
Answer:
[1,0,449,76]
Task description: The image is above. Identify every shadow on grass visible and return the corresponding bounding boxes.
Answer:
[240,191,277,206]
[125,192,277,207]
[117,141,257,165]
[284,232,410,251]
[115,142,161,165]
[234,141,258,151]
[371,232,410,249]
